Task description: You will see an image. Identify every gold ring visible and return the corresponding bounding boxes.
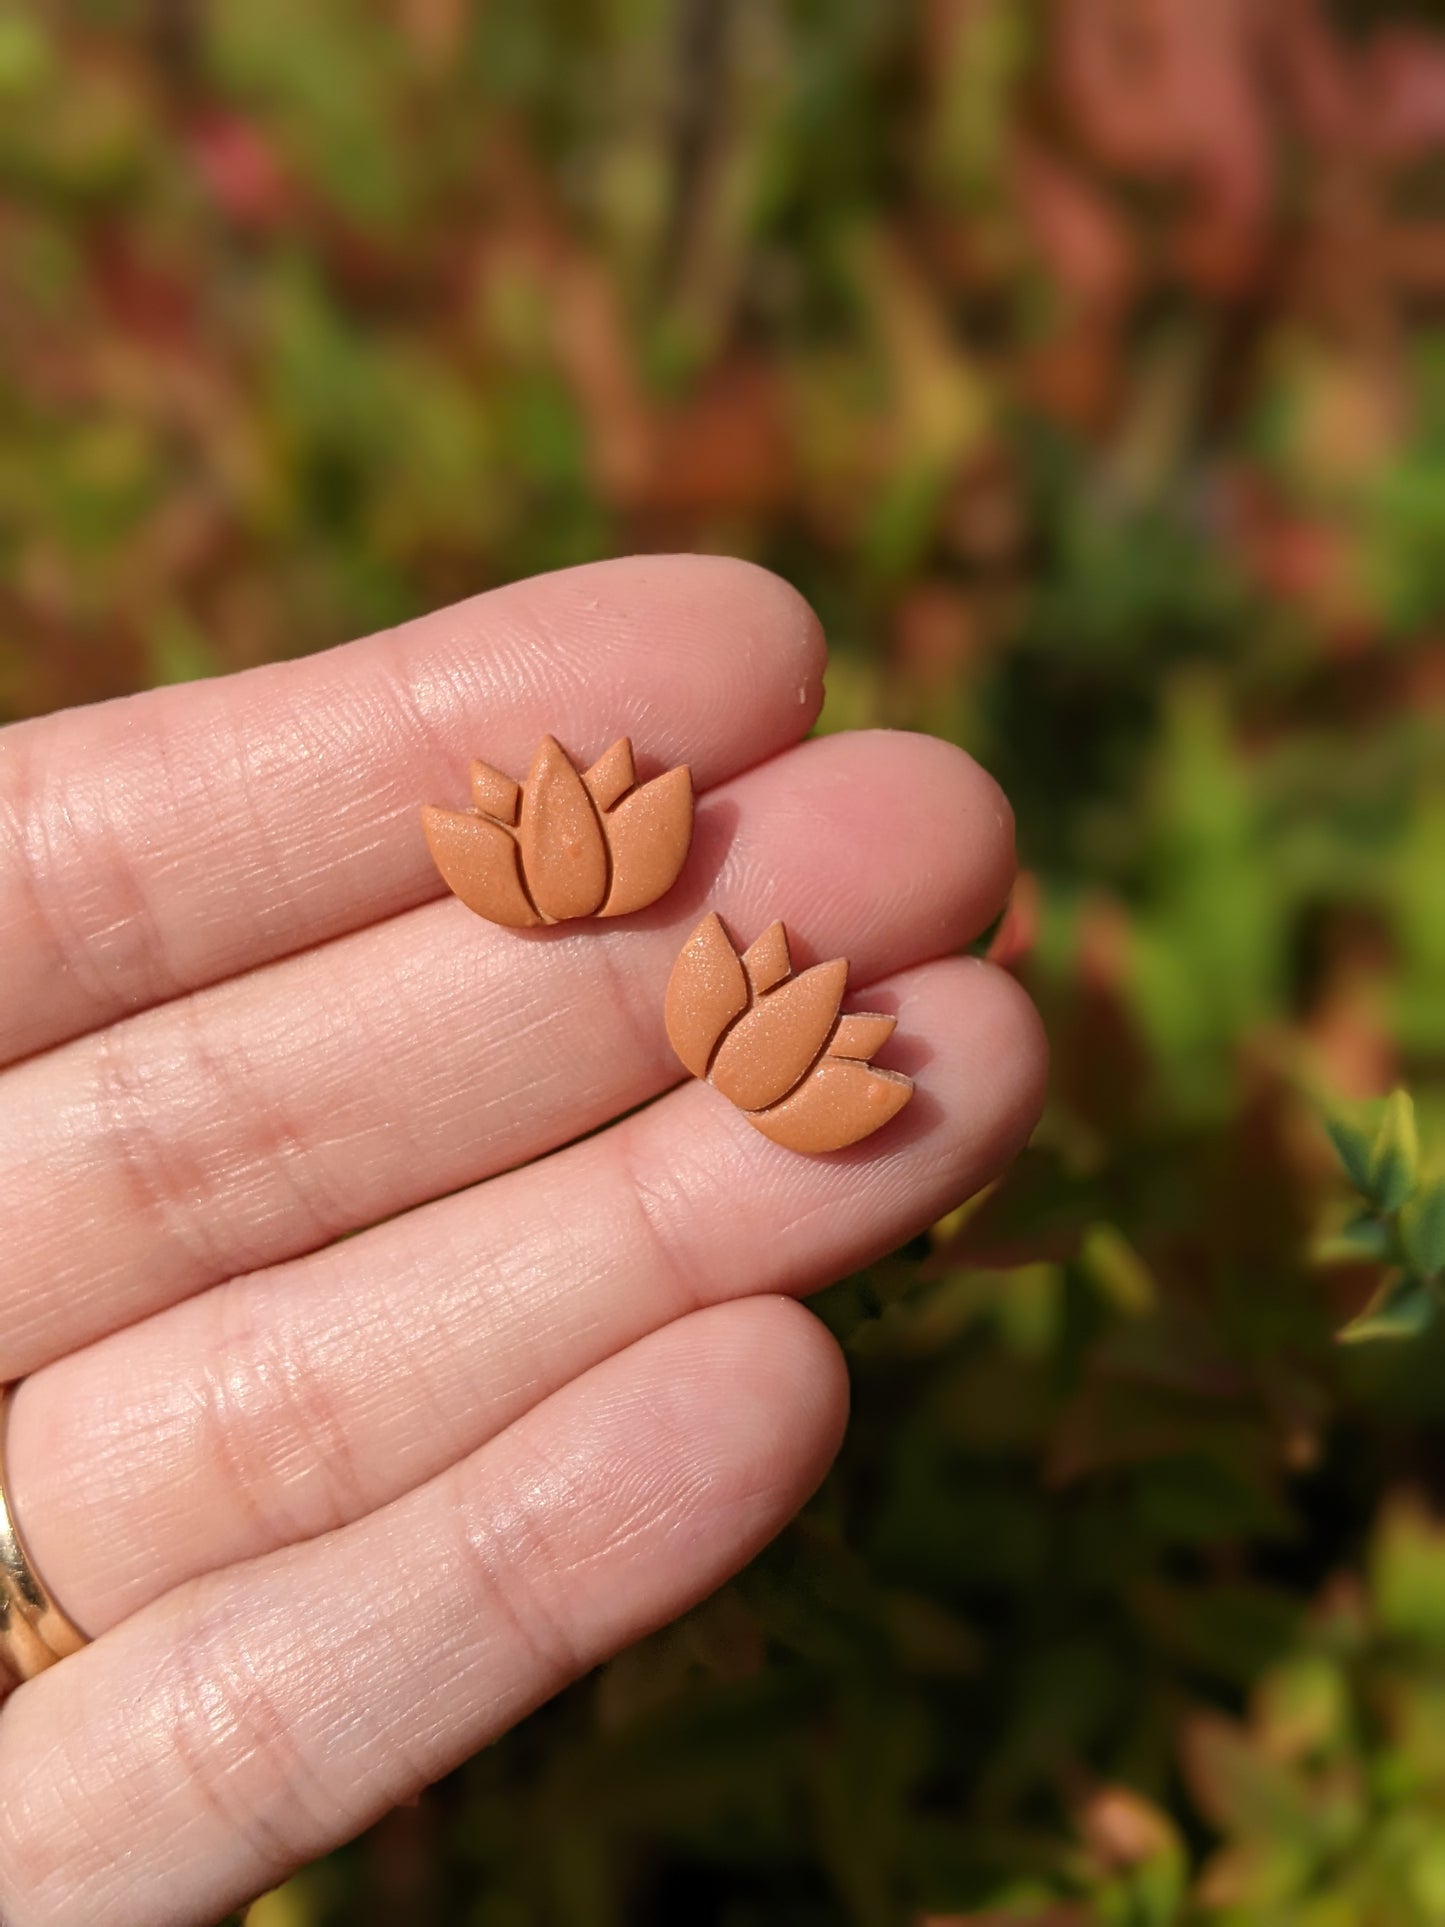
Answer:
[0,1385,86,1689]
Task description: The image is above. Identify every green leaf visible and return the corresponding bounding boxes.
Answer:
[1372,1492,1445,1645]
[1369,1089,1420,1213]
[1179,1710,1318,1841]
[0,17,51,95]
[1337,1269,1438,1345]
[1254,1653,1348,1759]
[147,608,222,687]
[1314,1212,1393,1265]
[1080,1222,1158,1316]
[1402,1182,1445,1282]
[1324,1113,1375,1195]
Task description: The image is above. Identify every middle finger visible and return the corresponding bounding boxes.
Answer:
[10,951,1046,1635]
[0,730,1013,1375]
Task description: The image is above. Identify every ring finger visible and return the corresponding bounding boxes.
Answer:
[0,729,1015,1375]
[9,956,1046,1634]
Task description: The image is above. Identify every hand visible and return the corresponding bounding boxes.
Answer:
[0,556,1045,1926]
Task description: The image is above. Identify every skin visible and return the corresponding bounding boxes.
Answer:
[0,555,1047,1927]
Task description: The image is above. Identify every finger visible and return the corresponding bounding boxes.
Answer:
[0,554,825,1066]
[11,957,1044,1633]
[0,1298,846,1927]
[0,730,1015,1374]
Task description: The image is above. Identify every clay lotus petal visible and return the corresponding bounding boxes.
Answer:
[664,913,749,1077]
[518,735,609,922]
[601,765,694,917]
[420,807,540,928]
[742,921,791,994]
[664,916,914,1155]
[427,736,695,927]
[470,760,519,823]
[583,738,636,812]
[710,958,848,1113]
[829,1012,896,1060]
[749,1057,913,1155]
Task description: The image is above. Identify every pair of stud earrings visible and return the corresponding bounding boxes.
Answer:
[421,737,912,1156]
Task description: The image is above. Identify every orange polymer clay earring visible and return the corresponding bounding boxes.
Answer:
[664,914,913,1154]
[422,737,693,927]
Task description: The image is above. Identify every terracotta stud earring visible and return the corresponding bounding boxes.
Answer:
[422,737,693,927]
[664,914,913,1154]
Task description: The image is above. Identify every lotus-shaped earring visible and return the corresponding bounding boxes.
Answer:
[664,914,913,1154]
[422,736,693,927]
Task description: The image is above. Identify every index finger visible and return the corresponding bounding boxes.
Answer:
[0,555,824,1066]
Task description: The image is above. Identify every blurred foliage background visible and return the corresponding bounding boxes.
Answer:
[4,0,1445,1921]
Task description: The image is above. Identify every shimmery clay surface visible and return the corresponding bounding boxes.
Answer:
[664,914,913,1155]
[422,737,693,927]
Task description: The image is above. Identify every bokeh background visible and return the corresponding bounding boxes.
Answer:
[4,1,1445,1921]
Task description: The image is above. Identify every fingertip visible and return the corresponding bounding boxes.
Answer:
[895,954,1049,1187]
[962,955,1049,1154]
[681,555,825,667]
[390,554,828,793]
[553,552,823,678]
[739,1295,851,1491]
[877,731,1018,932]
[658,1297,849,1521]
[740,730,1018,959]
[670,555,827,738]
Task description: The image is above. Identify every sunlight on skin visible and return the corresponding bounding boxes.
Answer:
[0,558,1044,1927]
